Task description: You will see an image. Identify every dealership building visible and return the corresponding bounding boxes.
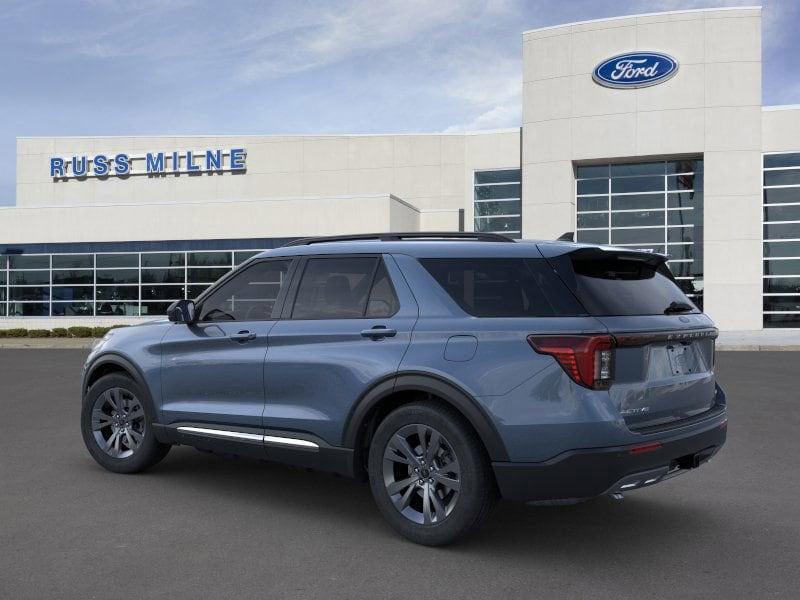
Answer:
[2,6,799,332]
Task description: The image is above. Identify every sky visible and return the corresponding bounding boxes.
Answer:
[1,0,798,206]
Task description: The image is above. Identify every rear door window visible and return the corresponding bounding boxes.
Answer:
[291,257,380,319]
[420,258,585,317]
[553,252,697,316]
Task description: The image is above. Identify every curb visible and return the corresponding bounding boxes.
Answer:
[0,339,97,349]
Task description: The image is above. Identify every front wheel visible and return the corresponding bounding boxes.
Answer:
[368,401,497,546]
[81,373,170,473]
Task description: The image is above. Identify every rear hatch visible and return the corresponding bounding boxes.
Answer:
[542,245,718,431]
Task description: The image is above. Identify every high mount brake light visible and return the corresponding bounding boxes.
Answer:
[527,334,615,389]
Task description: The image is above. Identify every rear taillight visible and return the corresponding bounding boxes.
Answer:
[527,334,615,390]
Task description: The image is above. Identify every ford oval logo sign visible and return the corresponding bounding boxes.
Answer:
[593,52,678,89]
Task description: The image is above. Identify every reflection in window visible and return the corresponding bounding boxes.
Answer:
[763,153,800,328]
[575,159,704,309]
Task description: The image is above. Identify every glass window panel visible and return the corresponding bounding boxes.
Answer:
[96,302,139,316]
[365,261,400,318]
[473,216,520,233]
[667,192,700,209]
[188,267,231,283]
[764,153,800,168]
[763,188,800,204]
[577,179,607,195]
[667,262,695,277]
[188,285,211,299]
[0,271,5,285]
[577,196,608,211]
[96,286,138,301]
[235,251,261,265]
[764,170,800,186]
[0,304,5,316]
[52,286,93,301]
[764,223,800,240]
[96,269,138,284]
[474,184,521,200]
[576,229,609,244]
[141,253,185,268]
[764,314,800,327]
[52,270,92,285]
[763,278,800,294]
[763,296,800,311]
[474,170,520,184]
[611,228,664,244]
[9,255,49,269]
[10,271,49,285]
[142,268,185,284]
[290,258,375,320]
[611,210,664,227]
[667,209,697,226]
[8,302,49,316]
[96,254,138,268]
[474,200,521,217]
[667,174,697,191]
[141,285,185,301]
[611,176,663,194]
[0,255,5,269]
[577,213,608,228]
[666,159,702,174]
[666,244,694,260]
[764,259,800,276]
[52,302,94,316]
[668,227,694,243]
[188,252,232,267]
[200,260,292,321]
[764,205,800,223]
[611,194,664,211]
[10,287,50,301]
[610,162,664,176]
[0,288,5,301]
[764,241,800,258]
[52,254,93,269]
[575,165,609,179]
[140,302,171,316]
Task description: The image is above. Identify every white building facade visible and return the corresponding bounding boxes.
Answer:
[2,6,799,331]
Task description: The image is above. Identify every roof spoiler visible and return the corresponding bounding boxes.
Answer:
[556,231,574,242]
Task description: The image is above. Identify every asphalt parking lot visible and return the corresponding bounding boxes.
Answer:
[1,349,798,599]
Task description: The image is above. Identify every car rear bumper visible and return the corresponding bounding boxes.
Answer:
[492,410,727,503]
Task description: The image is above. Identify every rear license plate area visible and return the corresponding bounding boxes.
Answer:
[666,343,695,375]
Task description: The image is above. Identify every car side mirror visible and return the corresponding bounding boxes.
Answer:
[167,299,196,324]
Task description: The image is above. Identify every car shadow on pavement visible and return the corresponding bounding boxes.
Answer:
[123,445,725,560]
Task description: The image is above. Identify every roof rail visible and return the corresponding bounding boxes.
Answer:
[282,232,515,247]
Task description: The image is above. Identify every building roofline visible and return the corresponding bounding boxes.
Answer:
[763,105,800,112]
[16,128,520,141]
[522,5,761,36]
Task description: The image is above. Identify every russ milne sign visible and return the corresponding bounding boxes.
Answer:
[50,148,246,179]
[592,52,678,89]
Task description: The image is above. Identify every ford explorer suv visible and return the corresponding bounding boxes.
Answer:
[80,232,727,546]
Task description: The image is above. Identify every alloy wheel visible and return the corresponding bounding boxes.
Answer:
[91,387,146,459]
[382,424,461,525]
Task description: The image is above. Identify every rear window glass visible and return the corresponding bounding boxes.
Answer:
[420,258,585,317]
[558,253,697,316]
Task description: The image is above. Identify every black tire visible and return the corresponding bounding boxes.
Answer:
[81,373,170,474]
[368,401,497,546]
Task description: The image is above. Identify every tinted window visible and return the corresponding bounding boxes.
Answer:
[199,259,291,321]
[292,257,377,319]
[365,262,400,318]
[558,252,696,316]
[420,258,584,317]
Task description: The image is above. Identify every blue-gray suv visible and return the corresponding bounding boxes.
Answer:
[81,232,727,545]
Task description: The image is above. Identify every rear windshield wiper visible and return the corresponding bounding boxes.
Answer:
[664,301,694,314]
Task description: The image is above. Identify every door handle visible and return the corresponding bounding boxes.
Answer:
[230,330,257,342]
[361,326,397,339]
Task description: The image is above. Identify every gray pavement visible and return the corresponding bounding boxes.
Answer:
[0,349,798,599]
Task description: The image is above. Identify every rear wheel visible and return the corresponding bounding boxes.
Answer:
[81,373,170,473]
[368,401,496,546]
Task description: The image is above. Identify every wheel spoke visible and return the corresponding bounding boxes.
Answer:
[128,429,144,444]
[91,410,114,431]
[425,430,441,464]
[428,487,445,521]
[103,390,119,412]
[417,425,428,457]
[439,457,460,477]
[127,407,144,421]
[432,472,460,491]
[387,476,417,496]
[422,485,433,525]
[394,485,417,511]
[105,429,119,450]
[386,435,420,466]
[123,431,137,449]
